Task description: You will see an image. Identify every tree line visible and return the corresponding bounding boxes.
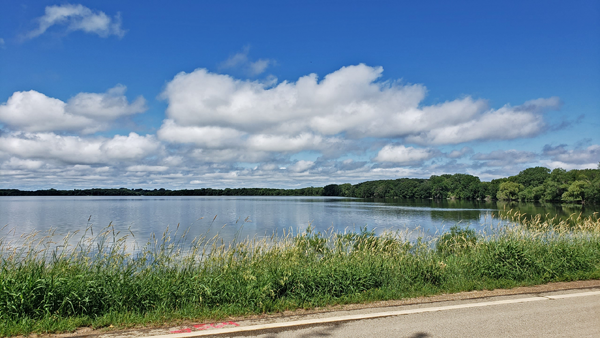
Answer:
[2,166,599,204]
[336,166,600,204]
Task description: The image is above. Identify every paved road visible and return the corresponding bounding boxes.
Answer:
[236,291,599,338]
[114,286,599,338]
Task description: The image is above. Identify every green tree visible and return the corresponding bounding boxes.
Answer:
[584,177,600,203]
[514,167,550,187]
[430,175,450,199]
[496,182,523,200]
[339,183,353,197]
[373,183,389,198]
[561,180,590,203]
[549,168,572,185]
[323,184,341,196]
[445,174,481,199]
[543,180,566,201]
[518,185,545,201]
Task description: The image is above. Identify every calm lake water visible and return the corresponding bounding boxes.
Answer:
[1,196,598,248]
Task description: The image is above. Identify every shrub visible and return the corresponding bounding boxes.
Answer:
[436,225,477,256]
[478,239,537,281]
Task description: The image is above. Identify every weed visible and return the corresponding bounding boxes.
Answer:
[436,225,477,256]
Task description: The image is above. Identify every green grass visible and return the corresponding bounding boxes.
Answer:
[1,212,599,337]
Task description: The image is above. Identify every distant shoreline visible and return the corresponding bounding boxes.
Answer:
[2,166,600,204]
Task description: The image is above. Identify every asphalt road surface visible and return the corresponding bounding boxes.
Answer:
[88,284,600,338]
[232,290,599,338]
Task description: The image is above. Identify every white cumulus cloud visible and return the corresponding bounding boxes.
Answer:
[26,4,125,39]
[0,85,146,134]
[126,165,169,172]
[405,103,552,145]
[66,85,146,119]
[288,160,315,173]
[247,133,326,152]
[374,145,439,164]
[159,64,554,153]
[543,144,600,165]
[157,119,244,148]
[0,62,570,188]
[2,157,45,170]
[0,132,160,165]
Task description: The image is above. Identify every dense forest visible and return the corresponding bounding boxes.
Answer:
[2,166,600,204]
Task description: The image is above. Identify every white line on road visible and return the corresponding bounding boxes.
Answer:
[544,290,600,299]
[148,290,600,338]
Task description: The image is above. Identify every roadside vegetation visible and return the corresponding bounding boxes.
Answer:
[2,165,600,204]
[1,211,599,337]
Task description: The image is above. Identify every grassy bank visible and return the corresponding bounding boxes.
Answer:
[1,212,599,337]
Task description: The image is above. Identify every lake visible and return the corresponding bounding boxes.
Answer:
[1,196,598,249]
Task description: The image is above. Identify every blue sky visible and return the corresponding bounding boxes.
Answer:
[0,0,599,189]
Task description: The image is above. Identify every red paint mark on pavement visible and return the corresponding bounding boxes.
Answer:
[170,322,239,333]
[192,324,212,331]
[170,328,191,333]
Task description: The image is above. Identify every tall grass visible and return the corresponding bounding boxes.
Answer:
[1,213,599,337]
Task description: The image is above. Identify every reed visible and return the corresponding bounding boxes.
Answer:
[1,212,599,337]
